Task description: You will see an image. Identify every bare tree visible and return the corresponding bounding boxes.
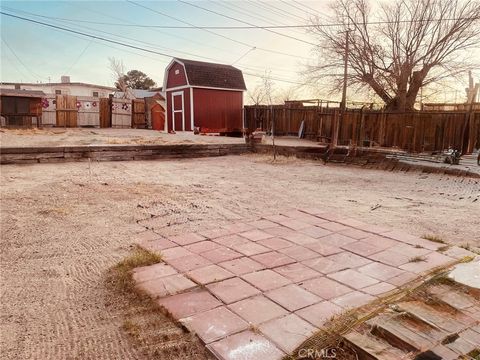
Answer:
[307,0,480,111]
[108,57,127,95]
[247,71,276,105]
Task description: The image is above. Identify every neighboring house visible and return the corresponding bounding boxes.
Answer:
[0,88,45,128]
[163,58,246,134]
[0,76,115,98]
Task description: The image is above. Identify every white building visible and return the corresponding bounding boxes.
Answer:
[0,76,115,98]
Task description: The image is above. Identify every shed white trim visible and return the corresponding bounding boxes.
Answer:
[189,87,194,130]
[171,91,185,132]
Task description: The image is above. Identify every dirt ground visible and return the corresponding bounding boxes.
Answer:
[0,128,245,147]
[1,154,479,359]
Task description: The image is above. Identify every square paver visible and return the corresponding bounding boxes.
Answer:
[277,245,319,261]
[135,230,162,242]
[338,228,370,240]
[318,221,348,232]
[168,232,206,246]
[137,274,196,298]
[214,234,250,248]
[281,232,318,246]
[137,238,177,253]
[326,252,372,268]
[279,219,311,231]
[332,291,376,309]
[389,243,432,257]
[259,314,316,354]
[296,301,344,327]
[274,263,321,282]
[305,242,343,256]
[370,249,411,267]
[300,226,332,239]
[207,277,261,304]
[160,246,194,261]
[166,254,212,273]
[263,226,297,238]
[185,240,221,254]
[219,257,265,275]
[357,262,405,281]
[198,227,234,239]
[223,222,255,233]
[252,251,295,268]
[201,246,242,263]
[399,252,455,274]
[187,264,234,285]
[318,233,358,247]
[302,256,348,274]
[242,270,291,291]
[361,235,400,250]
[208,330,285,360]
[181,306,248,344]
[328,269,379,289]
[132,263,177,284]
[249,219,279,230]
[239,229,274,241]
[387,271,418,286]
[257,237,293,251]
[362,282,396,296]
[157,289,222,318]
[266,284,320,311]
[231,241,270,256]
[263,214,291,223]
[228,295,288,325]
[301,277,353,300]
[341,241,385,257]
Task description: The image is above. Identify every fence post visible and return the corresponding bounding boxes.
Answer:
[332,110,339,148]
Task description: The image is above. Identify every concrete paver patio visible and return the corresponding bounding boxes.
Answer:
[134,208,473,360]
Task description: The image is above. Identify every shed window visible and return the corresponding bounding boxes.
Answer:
[93,91,99,97]
[14,84,20,89]
[55,90,62,95]
[175,69,180,75]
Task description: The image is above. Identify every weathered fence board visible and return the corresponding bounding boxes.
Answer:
[56,95,77,127]
[111,98,132,128]
[132,99,146,128]
[245,105,479,153]
[77,96,100,127]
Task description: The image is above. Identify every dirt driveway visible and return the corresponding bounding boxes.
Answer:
[1,155,478,359]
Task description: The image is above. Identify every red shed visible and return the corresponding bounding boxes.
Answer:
[163,58,246,134]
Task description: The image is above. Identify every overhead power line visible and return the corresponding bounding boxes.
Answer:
[1,36,48,80]
[1,7,474,30]
[177,0,316,46]
[126,0,311,60]
[0,11,309,86]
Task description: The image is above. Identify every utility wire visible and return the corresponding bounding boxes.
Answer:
[1,36,48,80]
[177,0,316,46]
[0,11,309,86]
[1,6,473,29]
[126,0,311,60]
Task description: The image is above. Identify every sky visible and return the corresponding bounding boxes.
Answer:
[0,1,479,104]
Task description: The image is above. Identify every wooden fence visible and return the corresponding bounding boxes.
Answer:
[244,105,480,153]
[40,95,147,129]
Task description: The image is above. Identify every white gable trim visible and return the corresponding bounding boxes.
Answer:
[163,58,189,92]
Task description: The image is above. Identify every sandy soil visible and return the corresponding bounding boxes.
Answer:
[1,155,479,359]
[0,128,244,147]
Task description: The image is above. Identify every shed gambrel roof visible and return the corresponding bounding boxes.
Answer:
[174,58,246,91]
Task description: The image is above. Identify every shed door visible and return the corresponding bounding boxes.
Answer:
[172,92,184,131]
